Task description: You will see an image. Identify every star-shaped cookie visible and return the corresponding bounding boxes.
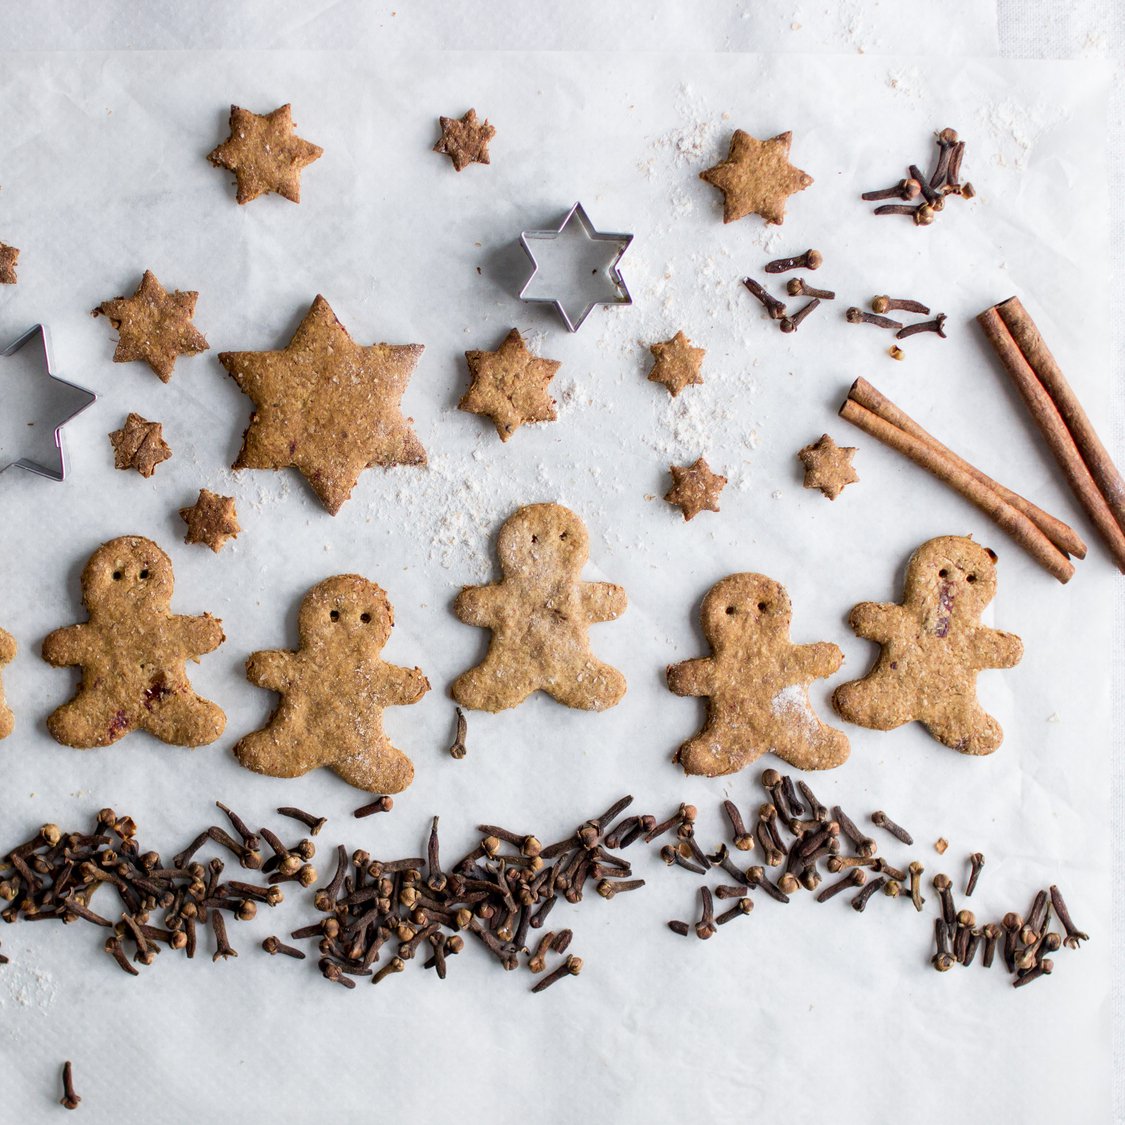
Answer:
[798,434,858,500]
[433,108,495,172]
[648,331,705,396]
[109,413,172,478]
[665,457,728,521]
[700,130,813,225]
[208,104,323,204]
[0,242,18,284]
[219,295,426,515]
[94,271,209,383]
[180,489,241,553]
[460,328,559,441]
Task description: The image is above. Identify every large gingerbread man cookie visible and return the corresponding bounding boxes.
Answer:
[833,535,1022,755]
[0,626,14,740]
[668,573,848,776]
[234,575,429,793]
[452,504,627,712]
[42,537,226,748]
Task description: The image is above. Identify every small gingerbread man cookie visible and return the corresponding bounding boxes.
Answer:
[668,573,848,776]
[42,537,225,748]
[832,536,1022,755]
[0,626,15,740]
[235,575,429,793]
[452,504,627,713]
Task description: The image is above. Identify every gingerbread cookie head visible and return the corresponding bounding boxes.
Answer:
[496,503,589,580]
[298,575,395,652]
[81,537,175,619]
[701,573,793,651]
[904,536,999,622]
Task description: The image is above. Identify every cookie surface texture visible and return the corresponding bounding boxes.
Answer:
[699,129,813,225]
[42,536,225,748]
[219,295,426,515]
[207,103,322,204]
[452,504,627,713]
[109,413,172,477]
[460,328,559,440]
[234,575,429,793]
[0,626,14,739]
[668,573,848,775]
[832,535,1022,755]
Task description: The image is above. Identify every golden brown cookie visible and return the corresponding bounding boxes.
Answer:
[94,271,209,383]
[833,535,1022,755]
[180,489,240,553]
[42,536,225,748]
[0,242,18,284]
[668,573,848,776]
[219,295,426,515]
[700,130,813,225]
[207,104,322,204]
[0,626,15,740]
[452,504,627,713]
[665,457,727,521]
[460,328,559,441]
[798,434,858,500]
[234,575,429,793]
[647,331,705,397]
[109,413,172,478]
[433,109,495,171]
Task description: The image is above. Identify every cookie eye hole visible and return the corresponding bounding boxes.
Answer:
[139,569,150,580]
[966,574,977,584]
[757,601,768,612]
[329,610,340,622]
[725,606,736,615]
[112,570,123,581]
[559,531,568,541]
[938,568,949,578]
[531,534,539,544]
[360,612,372,624]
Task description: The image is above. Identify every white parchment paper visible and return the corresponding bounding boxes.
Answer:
[0,51,1110,1121]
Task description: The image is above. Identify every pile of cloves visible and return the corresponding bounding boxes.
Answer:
[846,295,947,345]
[742,248,833,333]
[861,126,974,226]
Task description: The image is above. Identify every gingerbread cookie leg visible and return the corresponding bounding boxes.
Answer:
[832,676,908,732]
[332,739,415,794]
[47,694,130,748]
[234,723,307,778]
[675,720,760,777]
[544,659,627,712]
[452,656,538,713]
[923,706,1004,757]
[143,691,227,748]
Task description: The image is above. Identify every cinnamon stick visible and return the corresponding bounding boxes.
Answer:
[977,299,1125,573]
[839,396,1074,583]
[848,378,1085,560]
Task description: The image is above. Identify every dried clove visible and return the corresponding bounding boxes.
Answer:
[965,853,985,897]
[531,954,582,993]
[871,295,930,316]
[779,298,821,334]
[353,796,394,819]
[741,276,788,321]
[276,807,327,836]
[816,869,865,903]
[60,1061,80,1111]
[765,249,823,274]
[448,707,468,760]
[787,278,836,300]
[896,314,947,340]
[1049,885,1088,949]
[721,801,754,852]
[846,307,903,331]
[851,876,886,913]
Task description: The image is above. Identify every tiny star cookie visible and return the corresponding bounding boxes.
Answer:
[234,575,429,793]
[180,489,241,553]
[700,130,813,225]
[42,536,225,748]
[668,573,849,776]
[798,434,858,500]
[109,413,172,478]
[647,331,705,396]
[833,535,1023,755]
[0,625,15,740]
[94,271,209,383]
[665,457,727,521]
[219,295,426,515]
[0,241,18,284]
[452,504,627,713]
[433,108,496,171]
[207,103,323,204]
[460,328,559,441]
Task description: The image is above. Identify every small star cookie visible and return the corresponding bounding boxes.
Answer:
[700,130,813,225]
[665,457,727,521]
[208,104,323,204]
[647,331,705,397]
[460,328,559,441]
[109,413,172,478]
[94,271,209,383]
[798,434,858,500]
[219,295,426,515]
[0,242,18,284]
[180,489,241,553]
[433,109,495,171]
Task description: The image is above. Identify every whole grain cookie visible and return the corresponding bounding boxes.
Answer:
[700,130,813,225]
[665,457,727,521]
[42,536,225,748]
[647,331,705,396]
[0,626,15,740]
[94,271,209,383]
[668,573,848,776]
[219,295,426,515]
[460,328,559,441]
[798,434,858,500]
[109,413,172,477]
[832,535,1022,755]
[207,104,322,204]
[234,575,429,793]
[0,242,18,285]
[180,489,240,553]
[452,504,627,712]
[433,109,495,171]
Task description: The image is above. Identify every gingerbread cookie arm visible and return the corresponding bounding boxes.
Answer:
[246,649,299,693]
[579,581,628,623]
[973,626,1024,670]
[790,641,844,679]
[453,585,505,628]
[42,623,94,668]
[847,601,903,643]
[0,627,15,665]
[376,663,430,707]
[666,657,716,698]
[171,613,225,659]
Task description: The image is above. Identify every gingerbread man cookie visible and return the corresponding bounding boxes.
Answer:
[0,626,15,740]
[832,536,1022,755]
[235,576,429,793]
[452,504,627,713]
[668,573,848,776]
[42,537,225,748]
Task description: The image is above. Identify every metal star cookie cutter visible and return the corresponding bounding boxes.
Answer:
[519,201,633,332]
[1,324,97,481]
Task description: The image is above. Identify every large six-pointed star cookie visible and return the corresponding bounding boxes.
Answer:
[700,130,813,226]
[219,296,426,515]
